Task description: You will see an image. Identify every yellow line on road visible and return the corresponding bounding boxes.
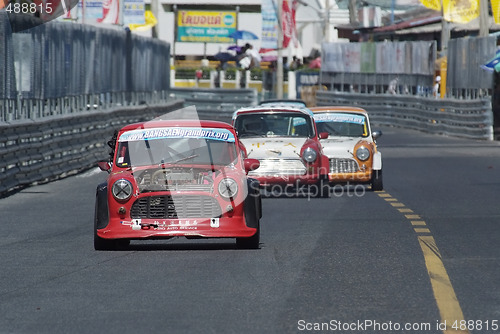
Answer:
[398,208,413,213]
[411,220,426,226]
[418,236,469,334]
[379,192,469,334]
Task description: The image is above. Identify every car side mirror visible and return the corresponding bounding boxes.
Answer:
[319,132,329,139]
[244,158,260,173]
[97,161,111,172]
[372,130,382,139]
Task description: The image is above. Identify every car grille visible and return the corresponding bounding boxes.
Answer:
[329,158,359,173]
[249,158,306,176]
[130,195,222,219]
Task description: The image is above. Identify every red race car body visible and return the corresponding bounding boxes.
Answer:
[94,120,261,250]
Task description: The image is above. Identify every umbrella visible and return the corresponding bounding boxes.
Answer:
[481,50,500,72]
[214,52,236,62]
[227,45,242,53]
[309,56,321,69]
[259,48,277,62]
[228,30,259,40]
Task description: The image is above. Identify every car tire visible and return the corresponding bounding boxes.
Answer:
[236,222,260,249]
[371,169,383,191]
[94,189,129,251]
[315,178,330,198]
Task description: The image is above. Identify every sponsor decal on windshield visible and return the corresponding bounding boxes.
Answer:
[314,113,365,124]
[119,127,235,142]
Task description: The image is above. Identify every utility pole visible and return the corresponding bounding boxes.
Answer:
[440,0,450,57]
[151,0,159,38]
[348,0,357,25]
[479,0,489,37]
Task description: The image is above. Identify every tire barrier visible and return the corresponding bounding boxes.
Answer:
[0,100,184,197]
[316,91,494,141]
[169,88,258,123]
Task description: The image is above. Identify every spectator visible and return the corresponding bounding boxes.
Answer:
[387,77,398,94]
[289,56,302,71]
[433,76,441,98]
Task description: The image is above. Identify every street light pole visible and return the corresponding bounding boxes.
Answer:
[277,0,284,99]
[479,0,489,37]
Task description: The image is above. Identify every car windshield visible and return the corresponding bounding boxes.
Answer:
[234,112,314,138]
[314,113,368,138]
[115,127,238,168]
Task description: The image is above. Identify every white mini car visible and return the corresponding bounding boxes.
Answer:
[310,106,383,191]
[232,104,330,197]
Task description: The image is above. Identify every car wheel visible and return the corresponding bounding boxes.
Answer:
[315,178,330,198]
[371,169,383,191]
[236,222,260,249]
[94,196,129,251]
[94,227,130,250]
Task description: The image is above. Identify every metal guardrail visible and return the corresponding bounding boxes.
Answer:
[168,88,258,122]
[316,91,494,140]
[0,100,184,197]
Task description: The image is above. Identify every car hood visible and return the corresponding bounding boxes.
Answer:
[320,137,362,158]
[240,137,308,159]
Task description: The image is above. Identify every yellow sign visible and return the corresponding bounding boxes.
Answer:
[492,0,500,24]
[419,0,441,11]
[129,11,157,32]
[419,0,479,23]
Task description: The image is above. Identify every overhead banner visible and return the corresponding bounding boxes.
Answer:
[322,41,435,75]
[261,0,279,49]
[261,0,297,50]
[419,0,479,23]
[176,10,236,43]
[123,0,145,25]
[492,0,500,24]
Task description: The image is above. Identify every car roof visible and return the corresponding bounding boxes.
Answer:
[232,105,315,119]
[258,99,307,107]
[119,120,234,132]
[310,106,368,116]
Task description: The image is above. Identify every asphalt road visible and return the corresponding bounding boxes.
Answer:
[0,126,499,334]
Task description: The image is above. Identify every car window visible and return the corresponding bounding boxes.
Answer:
[314,113,368,138]
[115,128,237,168]
[235,113,314,138]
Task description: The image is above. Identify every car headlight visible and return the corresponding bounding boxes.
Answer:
[356,146,370,161]
[302,147,317,163]
[218,178,238,199]
[112,179,133,201]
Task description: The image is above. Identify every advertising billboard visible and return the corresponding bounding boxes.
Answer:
[177,10,236,43]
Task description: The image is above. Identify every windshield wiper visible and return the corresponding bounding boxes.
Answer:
[171,154,199,164]
[239,132,266,137]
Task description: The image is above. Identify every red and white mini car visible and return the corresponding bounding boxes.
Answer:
[232,104,330,197]
[310,106,383,191]
[94,120,262,250]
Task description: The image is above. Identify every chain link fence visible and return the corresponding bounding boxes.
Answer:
[0,12,171,122]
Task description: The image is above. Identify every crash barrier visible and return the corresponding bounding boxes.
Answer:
[168,88,258,122]
[0,100,184,197]
[316,91,494,141]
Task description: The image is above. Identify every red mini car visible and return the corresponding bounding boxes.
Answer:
[232,104,330,197]
[94,120,261,250]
